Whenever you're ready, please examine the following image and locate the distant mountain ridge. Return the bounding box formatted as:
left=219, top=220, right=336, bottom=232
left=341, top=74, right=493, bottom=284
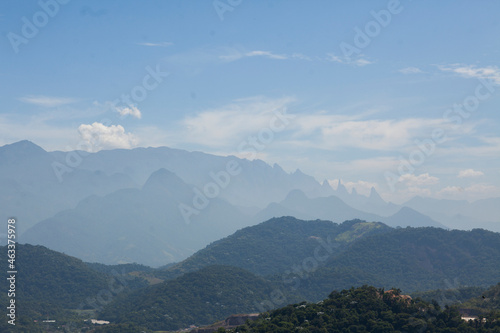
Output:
left=403, top=195, right=500, bottom=232
left=21, top=168, right=250, bottom=266
left=0, top=141, right=138, bottom=234
left=254, top=189, right=447, bottom=228
left=50, top=144, right=326, bottom=208
left=3, top=140, right=498, bottom=269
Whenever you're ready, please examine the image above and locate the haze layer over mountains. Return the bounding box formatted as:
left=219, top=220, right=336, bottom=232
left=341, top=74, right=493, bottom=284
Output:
left=1, top=140, right=499, bottom=266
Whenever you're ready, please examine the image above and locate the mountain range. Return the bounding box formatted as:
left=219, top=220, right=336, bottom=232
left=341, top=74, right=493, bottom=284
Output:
left=4, top=216, right=500, bottom=331
left=1, top=140, right=499, bottom=267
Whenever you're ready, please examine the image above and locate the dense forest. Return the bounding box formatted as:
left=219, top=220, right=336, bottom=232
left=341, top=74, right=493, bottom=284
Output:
left=3, top=218, right=500, bottom=331
left=232, top=285, right=500, bottom=333
left=411, top=286, right=487, bottom=307
left=461, top=283, right=500, bottom=317
left=299, top=227, right=500, bottom=300
left=0, top=244, right=148, bottom=332
left=155, top=217, right=391, bottom=280
left=99, top=265, right=294, bottom=331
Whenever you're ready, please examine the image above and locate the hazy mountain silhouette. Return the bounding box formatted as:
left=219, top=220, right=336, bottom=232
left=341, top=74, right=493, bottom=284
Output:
left=404, top=196, right=500, bottom=232
left=0, top=141, right=137, bottom=234
left=21, top=168, right=250, bottom=267
left=254, top=189, right=444, bottom=229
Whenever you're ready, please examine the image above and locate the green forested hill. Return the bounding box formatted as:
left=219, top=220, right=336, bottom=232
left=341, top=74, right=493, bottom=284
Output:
left=461, top=283, right=500, bottom=316
left=232, top=285, right=500, bottom=332
left=411, top=286, right=487, bottom=307
left=99, top=221, right=500, bottom=330
left=0, top=244, right=148, bottom=331
left=99, top=265, right=296, bottom=331
left=299, top=227, right=500, bottom=300
left=4, top=244, right=110, bottom=309
left=5, top=220, right=500, bottom=331
left=156, top=217, right=391, bottom=280
left=85, top=261, right=153, bottom=274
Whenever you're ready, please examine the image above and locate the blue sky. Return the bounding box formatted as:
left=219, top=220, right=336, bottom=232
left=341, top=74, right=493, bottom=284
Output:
left=1, top=0, right=500, bottom=203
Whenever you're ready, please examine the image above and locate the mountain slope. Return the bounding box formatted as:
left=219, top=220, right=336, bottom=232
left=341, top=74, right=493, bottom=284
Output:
left=300, top=227, right=500, bottom=300
left=383, top=206, right=447, bottom=228
left=0, top=244, right=150, bottom=332
left=2, top=244, right=112, bottom=309
left=404, top=196, right=500, bottom=232
left=332, top=182, right=401, bottom=216
left=54, top=145, right=326, bottom=208
left=156, top=216, right=392, bottom=279
left=99, top=265, right=284, bottom=331
left=0, top=141, right=138, bottom=235
left=254, top=189, right=383, bottom=224
left=461, top=282, right=500, bottom=316
left=21, top=169, right=250, bottom=266
left=255, top=189, right=443, bottom=229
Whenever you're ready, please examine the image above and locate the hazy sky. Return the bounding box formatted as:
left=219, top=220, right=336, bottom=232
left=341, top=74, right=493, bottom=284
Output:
left=1, top=0, right=500, bottom=203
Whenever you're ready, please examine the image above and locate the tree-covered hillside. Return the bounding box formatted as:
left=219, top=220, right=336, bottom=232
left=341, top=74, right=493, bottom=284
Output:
left=300, top=227, right=500, bottom=300
left=4, top=220, right=500, bottom=331
left=99, top=265, right=296, bottom=331
left=232, top=285, right=500, bottom=332
left=157, top=217, right=391, bottom=279
left=5, top=244, right=110, bottom=309
left=461, top=283, right=500, bottom=317
left=0, top=244, right=147, bottom=331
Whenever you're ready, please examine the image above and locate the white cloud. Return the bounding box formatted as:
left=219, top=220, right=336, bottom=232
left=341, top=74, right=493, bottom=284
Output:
left=19, top=95, right=78, bottom=107
left=458, top=169, right=484, bottom=178
left=438, top=64, right=500, bottom=85
left=165, top=98, right=442, bottom=153
left=327, top=53, right=374, bottom=67
left=95, top=101, right=142, bottom=119
left=245, top=50, right=287, bottom=60
left=438, top=136, right=500, bottom=159
left=137, top=41, right=173, bottom=47
left=353, top=58, right=373, bottom=67
left=291, top=53, right=312, bottom=61
left=220, top=50, right=288, bottom=62
left=171, top=96, right=295, bottom=147
left=399, top=67, right=422, bottom=74
left=294, top=116, right=445, bottom=151
left=438, top=185, right=465, bottom=196
left=398, top=173, right=439, bottom=186
left=78, top=122, right=137, bottom=151
left=406, top=186, right=433, bottom=197
left=116, top=105, right=142, bottom=119
left=436, top=183, right=499, bottom=200
left=164, top=96, right=450, bottom=153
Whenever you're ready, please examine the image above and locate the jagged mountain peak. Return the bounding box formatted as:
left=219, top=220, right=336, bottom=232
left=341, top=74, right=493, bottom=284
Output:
left=320, top=179, right=334, bottom=192
left=336, top=179, right=349, bottom=196
left=369, top=187, right=385, bottom=203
